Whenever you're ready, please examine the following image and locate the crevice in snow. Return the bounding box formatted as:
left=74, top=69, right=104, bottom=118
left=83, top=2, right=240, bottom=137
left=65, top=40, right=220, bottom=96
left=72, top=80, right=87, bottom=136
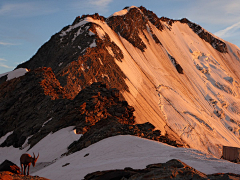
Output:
left=184, top=111, right=213, bottom=131
left=191, top=51, right=237, bottom=97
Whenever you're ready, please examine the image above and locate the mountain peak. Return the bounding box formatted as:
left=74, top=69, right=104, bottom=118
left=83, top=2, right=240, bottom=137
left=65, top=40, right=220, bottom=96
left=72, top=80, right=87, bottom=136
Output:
left=72, top=13, right=106, bottom=26
left=108, top=6, right=139, bottom=18
left=106, top=6, right=153, bottom=52
left=139, top=6, right=165, bottom=31
left=2, top=6, right=240, bottom=160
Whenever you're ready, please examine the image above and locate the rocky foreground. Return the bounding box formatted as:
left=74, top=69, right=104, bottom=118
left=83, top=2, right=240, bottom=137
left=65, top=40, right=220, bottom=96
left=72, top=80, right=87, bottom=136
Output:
left=84, top=159, right=240, bottom=180
left=0, top=171, right=49, bottom=180
left=0, top=160, right=48, bottom=180
left=1, top=158, right=240, bottom=180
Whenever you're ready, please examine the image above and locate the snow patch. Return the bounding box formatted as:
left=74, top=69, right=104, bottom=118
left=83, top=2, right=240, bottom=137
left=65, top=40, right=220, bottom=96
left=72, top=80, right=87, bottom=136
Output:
left=60, top=17, right=93, bottom=37
left=89, top=39, right=97, bottom=48
left=89, top=31, right=95, bottom=36
left=108, top=6, right=137, bottom=18
left=80, top=63, right=85, bottom=71
left=106, top=46, right=114, bottom=57
left=102, top=74, right=110, bottom=81
left=0, top=68, right=28, bottom=81
left=95, top=26, right=105, bottom=39
left=98, top=58, right=103, bottom=65
left=0, top=131, right=13, bottom=145
left=42, top=118, right=53, bottom=127
left=21, top=135, right=33, bottom=149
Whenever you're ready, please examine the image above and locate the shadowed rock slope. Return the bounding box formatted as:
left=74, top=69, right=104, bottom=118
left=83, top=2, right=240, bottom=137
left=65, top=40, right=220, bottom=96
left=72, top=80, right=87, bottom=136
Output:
left=0, top=69, right=183, bottom=153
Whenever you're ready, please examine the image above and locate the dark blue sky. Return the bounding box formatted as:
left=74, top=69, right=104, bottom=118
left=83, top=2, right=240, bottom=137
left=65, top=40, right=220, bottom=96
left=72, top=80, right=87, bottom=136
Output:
left=0, top=0, right=240, bottom=74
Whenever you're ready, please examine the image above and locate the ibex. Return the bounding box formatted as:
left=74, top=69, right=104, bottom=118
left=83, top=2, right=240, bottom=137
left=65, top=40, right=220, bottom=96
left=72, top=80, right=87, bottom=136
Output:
left=20, top=153, right=39, bottom=175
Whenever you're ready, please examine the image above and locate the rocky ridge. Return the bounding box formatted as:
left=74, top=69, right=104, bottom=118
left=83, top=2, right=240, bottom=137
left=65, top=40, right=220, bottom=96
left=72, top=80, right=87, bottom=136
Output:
left=138, top=6, right=227, bottom=53
left=179, top=18, right=227, bottom=53
left=15, top=6, right=227, bottom=98
left=0, top=68, right=184, bottom=152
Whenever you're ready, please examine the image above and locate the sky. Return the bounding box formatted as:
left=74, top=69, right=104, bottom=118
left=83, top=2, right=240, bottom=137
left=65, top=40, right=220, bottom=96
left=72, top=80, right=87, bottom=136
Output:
left=0, top=0, right=240, bottom=74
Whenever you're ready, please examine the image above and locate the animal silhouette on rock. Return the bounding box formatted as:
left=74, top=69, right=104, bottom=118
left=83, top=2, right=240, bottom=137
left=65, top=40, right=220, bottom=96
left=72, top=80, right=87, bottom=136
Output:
left=20, top=153, right=39, bottom=175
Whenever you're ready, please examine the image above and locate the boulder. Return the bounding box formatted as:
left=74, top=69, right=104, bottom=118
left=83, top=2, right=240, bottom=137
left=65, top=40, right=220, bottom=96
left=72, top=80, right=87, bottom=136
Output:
left=0, top=160, right=20, bottom=174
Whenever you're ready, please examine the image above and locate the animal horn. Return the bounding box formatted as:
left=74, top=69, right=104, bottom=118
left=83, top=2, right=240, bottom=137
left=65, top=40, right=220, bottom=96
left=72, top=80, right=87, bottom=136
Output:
left=33, top=152, right=35, bottom=158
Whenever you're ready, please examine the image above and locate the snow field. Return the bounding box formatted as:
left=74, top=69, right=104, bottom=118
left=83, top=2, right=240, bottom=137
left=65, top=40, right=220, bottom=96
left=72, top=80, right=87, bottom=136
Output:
left=0, top=127, right=81, bottom=174
left=105, top=18, right=240, bottom=156
left=2, top=128, right=239, bottom=180
left=76, top=12, right=240, bottom=157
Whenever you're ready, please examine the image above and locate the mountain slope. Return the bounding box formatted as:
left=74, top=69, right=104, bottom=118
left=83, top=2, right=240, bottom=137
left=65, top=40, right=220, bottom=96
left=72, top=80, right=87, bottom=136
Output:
left=1, top=133, right=240, bottom=180
left=2, top=6, right=240, bottom=158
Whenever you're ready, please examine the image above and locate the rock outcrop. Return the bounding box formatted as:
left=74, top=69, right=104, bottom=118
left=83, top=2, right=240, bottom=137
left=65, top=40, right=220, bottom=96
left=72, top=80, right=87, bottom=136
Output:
left=139, top=6, right=227, bottom=53
left=180, top=18, right=227, bottom=53
left=0, top=160, right=49, bottom=180
left=0, top=160, right=20, bottom=174
left=0, top=171, right=49, bottom=180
